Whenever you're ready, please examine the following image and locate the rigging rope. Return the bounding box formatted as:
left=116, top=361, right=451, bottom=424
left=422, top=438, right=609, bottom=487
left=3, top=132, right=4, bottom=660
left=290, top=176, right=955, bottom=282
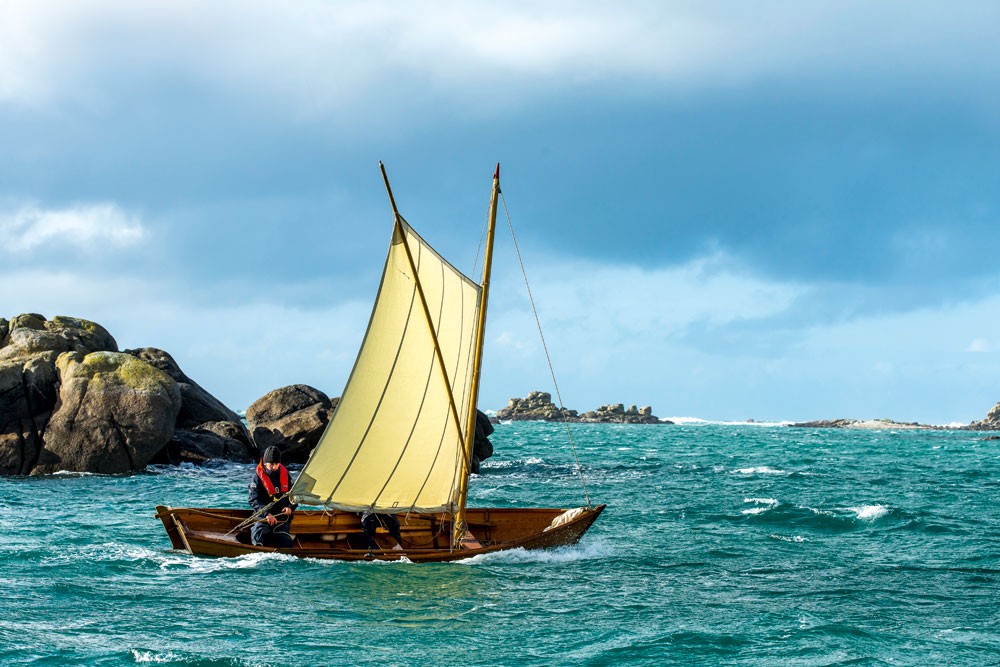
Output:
left=499, top=191, right=593, bottom=509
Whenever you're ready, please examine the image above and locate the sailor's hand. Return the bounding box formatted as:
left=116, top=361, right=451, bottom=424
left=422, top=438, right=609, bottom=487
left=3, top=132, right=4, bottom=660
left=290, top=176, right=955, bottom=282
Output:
left=281, top=507, right=292, bottom=516
left=266, top=513, right=277, bottom=527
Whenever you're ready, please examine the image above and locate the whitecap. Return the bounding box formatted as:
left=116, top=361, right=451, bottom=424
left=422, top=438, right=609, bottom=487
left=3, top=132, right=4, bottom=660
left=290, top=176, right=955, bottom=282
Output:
left=851, top=504, right=890, bottom=520
left=130, top=649, right=180, bottom=664
left=484, top=457, right=544, bottom=469
left=742, top=497, right=779, bottom=515
left=769, top=534, right=808, bottom=543
left=735, top=466, right=787, bottom=475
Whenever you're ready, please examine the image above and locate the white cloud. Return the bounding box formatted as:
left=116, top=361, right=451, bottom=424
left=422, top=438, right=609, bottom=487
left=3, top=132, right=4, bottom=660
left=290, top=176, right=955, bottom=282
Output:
left=967, top=338, right=991, bottom=353
left=0, top=202, right=145, bottom=254
left=3, top=2, right=997, bottom=114
left=488, top=249, right=804, bottom=349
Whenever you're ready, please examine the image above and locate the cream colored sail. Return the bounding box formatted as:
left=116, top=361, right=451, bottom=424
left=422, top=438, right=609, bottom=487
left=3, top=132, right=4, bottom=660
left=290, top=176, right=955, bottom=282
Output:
left=290, top=217, right=481, bottom=513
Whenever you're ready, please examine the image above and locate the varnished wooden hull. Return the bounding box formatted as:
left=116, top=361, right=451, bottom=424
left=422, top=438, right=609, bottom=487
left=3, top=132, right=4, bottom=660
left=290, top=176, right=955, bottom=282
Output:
left=155, top=504, right=605, bottom=562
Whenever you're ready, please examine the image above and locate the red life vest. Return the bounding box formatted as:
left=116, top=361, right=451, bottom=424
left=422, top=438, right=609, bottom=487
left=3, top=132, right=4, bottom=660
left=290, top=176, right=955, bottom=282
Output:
left=256, top=462, right=289, bottom=499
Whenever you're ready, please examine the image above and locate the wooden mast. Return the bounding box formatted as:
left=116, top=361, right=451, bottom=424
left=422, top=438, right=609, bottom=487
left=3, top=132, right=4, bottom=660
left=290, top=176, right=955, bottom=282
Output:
left=453, top=163, right=501, bottom=549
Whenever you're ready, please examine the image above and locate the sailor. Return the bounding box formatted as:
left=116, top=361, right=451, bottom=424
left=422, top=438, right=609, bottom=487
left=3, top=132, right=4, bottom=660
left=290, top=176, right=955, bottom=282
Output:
left=360, top=511, right=404, bottom=555
left=248, top=445, right=297, bottom=548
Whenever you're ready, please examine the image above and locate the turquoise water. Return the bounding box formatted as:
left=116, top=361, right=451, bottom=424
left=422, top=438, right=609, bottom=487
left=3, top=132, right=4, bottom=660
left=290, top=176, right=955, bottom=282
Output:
left=2, top=423, right=999, bottom=666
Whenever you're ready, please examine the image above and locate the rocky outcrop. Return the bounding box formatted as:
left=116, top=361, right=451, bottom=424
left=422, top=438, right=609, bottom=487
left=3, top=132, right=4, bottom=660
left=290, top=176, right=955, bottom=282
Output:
left=578, top=403, right=662, bottom=424
left=0, top=314, right=118, bottom=475
left=245, top=384, right=335, bottom=463
left=33, top=351, right=182, bottom=474
left=496, top=391, right=578, bottom=422
left=1, top=314, right=246, bottom=475
left=495, top=391, right=667, bottom=424
left=966, top=402, right=1000, bottom=431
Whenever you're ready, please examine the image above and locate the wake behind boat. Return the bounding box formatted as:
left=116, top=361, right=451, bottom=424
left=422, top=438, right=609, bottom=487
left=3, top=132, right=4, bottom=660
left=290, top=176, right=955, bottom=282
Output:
left=155, top=163, right=604, bottom=561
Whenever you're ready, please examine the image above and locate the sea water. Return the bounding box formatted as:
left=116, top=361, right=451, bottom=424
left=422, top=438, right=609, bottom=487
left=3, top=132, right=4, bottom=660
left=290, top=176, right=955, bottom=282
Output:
left=1, top=423, right=998, bottom=666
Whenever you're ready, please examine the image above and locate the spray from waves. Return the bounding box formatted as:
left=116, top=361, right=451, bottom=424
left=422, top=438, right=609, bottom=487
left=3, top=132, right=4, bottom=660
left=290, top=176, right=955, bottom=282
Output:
left=455, top=540, right=614, bottom=566
left=158, top=550, right=299, bottom=573
left=129, top=649, right=274, bottom=666
left=130, top=649, right=180, bottom=664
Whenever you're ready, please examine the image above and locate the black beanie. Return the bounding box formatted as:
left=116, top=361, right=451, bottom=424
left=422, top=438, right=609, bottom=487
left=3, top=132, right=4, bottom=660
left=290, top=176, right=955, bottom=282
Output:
left=262, top=446, right=281, bottom=464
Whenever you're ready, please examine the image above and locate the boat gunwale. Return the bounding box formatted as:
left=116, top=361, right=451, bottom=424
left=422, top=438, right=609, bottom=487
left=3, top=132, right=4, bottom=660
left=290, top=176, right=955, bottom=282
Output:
left=157, top=504, right=606, bottom=562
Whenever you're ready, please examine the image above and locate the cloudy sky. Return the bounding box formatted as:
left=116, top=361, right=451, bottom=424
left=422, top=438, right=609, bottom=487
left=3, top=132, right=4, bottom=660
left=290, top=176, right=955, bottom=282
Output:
left=2, top=1, right=999, bottom=424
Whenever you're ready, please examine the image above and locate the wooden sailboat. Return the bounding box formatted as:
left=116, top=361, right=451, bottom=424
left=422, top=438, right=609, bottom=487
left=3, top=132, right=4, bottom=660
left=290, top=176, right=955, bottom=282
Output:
left=156, top=163, right=604, bottom=562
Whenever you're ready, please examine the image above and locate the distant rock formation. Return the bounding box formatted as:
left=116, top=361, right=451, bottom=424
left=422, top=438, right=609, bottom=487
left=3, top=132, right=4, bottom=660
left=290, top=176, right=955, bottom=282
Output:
left=790, top=404, right=1000, bottom=431
left=495, top=391, right=668, bottom=424
left=0, top=313, right=251, bottom=475
left=245, top=384, right=335, bottom=463
left=966, top=402, right=1000, bottom=431
left=788, top=418, right=932, bottom=430
left=578, top=403, right=663, bottom=424
left=496, top=391, right=576, bottom=421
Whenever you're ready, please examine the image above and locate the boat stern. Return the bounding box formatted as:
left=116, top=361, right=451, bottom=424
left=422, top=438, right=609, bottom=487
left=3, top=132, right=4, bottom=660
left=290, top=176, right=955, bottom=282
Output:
left=154, top=505, right=192, bottom=553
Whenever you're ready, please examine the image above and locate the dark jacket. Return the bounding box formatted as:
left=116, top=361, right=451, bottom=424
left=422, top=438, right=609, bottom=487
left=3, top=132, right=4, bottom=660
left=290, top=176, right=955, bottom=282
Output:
left=248, top=465, right=297, bottom=516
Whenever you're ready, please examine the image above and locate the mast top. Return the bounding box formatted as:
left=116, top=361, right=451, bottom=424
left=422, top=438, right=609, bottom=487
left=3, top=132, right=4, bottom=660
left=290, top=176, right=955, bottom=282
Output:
left=379, top=161, right=400, bottom=217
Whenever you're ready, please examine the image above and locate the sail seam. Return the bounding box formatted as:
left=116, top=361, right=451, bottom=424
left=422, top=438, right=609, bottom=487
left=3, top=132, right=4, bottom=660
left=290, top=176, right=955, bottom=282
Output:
left=323, top=216, right=420, bottom=504
left=372, top=235, right=441, bottom=510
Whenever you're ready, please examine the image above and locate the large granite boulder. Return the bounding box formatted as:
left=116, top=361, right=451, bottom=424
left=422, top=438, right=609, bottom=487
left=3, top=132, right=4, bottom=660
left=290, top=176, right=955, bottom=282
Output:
left=0, top=351, right=60, bottom=475
left=1, top=314, right=118, bottom=475
left=125, top=347, right=243, bottom=428
left=246, top=384, right=334, bottom=463
left=1, top=313, right=117, bottom=359
left=1, top=314, right=251, bottom=474
left=159, top=424, right=256, bottom=465
left=33, top=351, right=182, bottom=474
